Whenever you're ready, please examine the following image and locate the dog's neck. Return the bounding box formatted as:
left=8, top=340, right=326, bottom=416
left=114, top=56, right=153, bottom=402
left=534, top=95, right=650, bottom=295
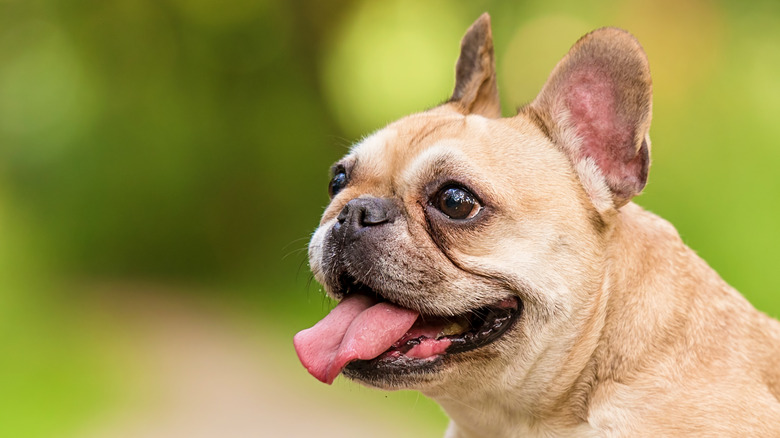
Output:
left=431, top=202, right=757, bottom=438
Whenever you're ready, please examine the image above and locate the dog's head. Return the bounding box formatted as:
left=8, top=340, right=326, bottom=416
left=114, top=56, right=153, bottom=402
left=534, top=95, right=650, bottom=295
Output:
left=296, top=13, right=652, bottom=400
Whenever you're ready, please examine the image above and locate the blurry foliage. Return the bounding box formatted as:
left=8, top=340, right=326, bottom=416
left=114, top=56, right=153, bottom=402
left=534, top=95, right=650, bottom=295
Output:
left=1, top=0, right=780, bottom=436
left=0, top=0, right=347, bottom=283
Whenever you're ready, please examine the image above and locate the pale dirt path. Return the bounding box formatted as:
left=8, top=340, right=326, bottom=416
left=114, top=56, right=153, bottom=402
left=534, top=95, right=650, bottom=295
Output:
left=78, top=286, right=447, bottom=438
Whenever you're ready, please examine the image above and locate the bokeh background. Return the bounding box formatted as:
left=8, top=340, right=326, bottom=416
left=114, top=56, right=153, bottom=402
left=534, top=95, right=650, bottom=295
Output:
left=2, top=0, right=779, bottom=436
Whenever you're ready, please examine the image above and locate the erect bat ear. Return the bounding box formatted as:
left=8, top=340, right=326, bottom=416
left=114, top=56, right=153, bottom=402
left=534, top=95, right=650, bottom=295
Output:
left=449, top=13, right=501, bottom=118
left=526, top=27, right=653, bottom=210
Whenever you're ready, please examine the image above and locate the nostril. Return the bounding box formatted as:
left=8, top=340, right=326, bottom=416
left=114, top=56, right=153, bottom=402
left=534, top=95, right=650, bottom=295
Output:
left=337, top=204, right=350, bottom=224
left=360, top=207, right=390, bottom=226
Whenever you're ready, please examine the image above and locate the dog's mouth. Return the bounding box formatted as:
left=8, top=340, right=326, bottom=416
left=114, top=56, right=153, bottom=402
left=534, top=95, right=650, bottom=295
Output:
left=293, top=277, right=522, bottom=384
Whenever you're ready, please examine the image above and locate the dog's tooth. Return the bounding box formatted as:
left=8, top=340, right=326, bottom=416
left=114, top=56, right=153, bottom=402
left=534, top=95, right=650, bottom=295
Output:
left=437, top=320, right=469, bottom=338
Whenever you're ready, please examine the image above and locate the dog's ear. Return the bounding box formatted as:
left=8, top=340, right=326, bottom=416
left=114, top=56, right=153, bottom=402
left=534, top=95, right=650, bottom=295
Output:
left=449, top=13, right=501, bottom=118
left=527, top=28, right=652, bottom=210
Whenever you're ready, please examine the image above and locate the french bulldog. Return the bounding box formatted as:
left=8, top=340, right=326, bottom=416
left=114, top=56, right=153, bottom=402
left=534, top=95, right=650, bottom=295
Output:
left=294, top=13, right=780, bottom=437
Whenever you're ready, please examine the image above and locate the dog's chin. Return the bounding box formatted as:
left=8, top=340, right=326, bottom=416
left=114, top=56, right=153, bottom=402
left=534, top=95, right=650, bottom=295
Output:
left=334, top=277, right=523, bottom=389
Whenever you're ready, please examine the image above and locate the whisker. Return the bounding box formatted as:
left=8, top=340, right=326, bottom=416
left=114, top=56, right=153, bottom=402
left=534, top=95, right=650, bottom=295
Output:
left=282, top=236, right=313, bottom=252
left=283, top=246, right=310, bottom=261
left=327, top=134, right=355, bottom=151
left=296, top=256, right=310, bottom=279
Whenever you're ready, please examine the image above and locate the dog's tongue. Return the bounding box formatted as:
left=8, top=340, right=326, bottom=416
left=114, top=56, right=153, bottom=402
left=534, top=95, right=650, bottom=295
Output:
left=293, top=294, right=419, bottom=384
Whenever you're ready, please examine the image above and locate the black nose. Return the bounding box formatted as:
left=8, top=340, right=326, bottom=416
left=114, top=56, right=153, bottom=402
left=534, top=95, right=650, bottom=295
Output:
left=337, top=197, right=398, bottom=230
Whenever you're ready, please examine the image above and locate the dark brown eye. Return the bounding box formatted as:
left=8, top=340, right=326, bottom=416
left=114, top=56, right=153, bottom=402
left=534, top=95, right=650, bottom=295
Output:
left=329, top=170, right=347, bottom=198
left=435, top=186, right=481, bottom=220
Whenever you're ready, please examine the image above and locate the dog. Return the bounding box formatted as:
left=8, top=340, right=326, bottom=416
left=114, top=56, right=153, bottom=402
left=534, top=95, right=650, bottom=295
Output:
left=294, top=13, right=780, bottom=437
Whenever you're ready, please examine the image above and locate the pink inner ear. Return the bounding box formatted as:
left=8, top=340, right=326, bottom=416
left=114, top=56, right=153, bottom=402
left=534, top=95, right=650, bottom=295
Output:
left=564, top=67, right=644, bottom=193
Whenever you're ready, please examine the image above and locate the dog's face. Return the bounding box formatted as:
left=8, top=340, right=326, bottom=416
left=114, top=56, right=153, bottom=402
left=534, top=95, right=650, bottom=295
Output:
left=307, top=109, right=607, bottom=391
left=298, top=13, right=652, bottom=401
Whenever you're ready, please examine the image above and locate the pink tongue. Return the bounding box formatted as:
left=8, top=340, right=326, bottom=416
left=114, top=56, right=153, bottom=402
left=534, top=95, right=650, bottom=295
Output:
left=293, top=294, right=419, bottom=384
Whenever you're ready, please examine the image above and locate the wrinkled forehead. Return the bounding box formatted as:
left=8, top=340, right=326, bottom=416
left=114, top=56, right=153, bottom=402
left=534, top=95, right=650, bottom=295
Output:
left=347, top=111, right=489, bottom=183
left=339, top=108, right=568, bottom=205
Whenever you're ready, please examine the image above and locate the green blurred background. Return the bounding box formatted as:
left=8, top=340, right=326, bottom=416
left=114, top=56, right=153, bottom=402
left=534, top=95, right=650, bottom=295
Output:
left=1, top=0, right=779, bottom=436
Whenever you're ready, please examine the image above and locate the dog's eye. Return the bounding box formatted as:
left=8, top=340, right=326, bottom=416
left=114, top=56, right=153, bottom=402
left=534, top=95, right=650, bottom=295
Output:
left=435, top=186, right=481, bottom=220
left=329, top=171, right=348, bottom=198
